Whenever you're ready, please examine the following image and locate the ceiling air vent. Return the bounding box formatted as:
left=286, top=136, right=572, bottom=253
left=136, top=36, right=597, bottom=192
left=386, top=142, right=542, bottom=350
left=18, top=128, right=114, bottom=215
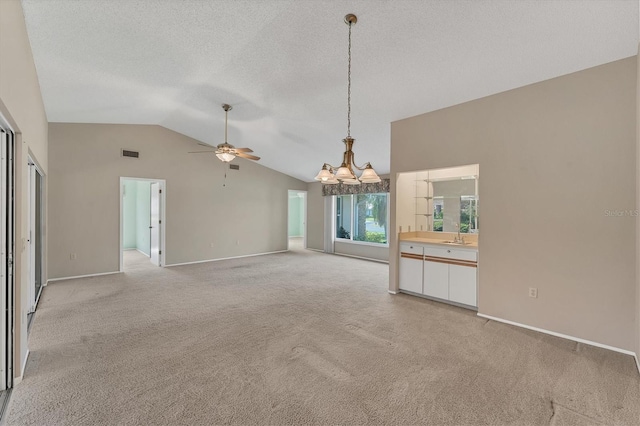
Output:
left=229, top=164, right=240, bottom=170
left=121, top=149, right=139, bottom=159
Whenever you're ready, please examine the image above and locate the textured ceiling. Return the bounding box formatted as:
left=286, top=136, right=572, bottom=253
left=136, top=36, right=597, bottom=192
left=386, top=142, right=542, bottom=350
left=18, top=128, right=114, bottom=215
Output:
left=21, top=0, right=639, bottom=182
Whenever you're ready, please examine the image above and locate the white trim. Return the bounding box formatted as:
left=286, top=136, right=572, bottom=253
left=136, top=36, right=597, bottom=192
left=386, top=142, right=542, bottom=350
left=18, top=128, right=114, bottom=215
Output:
left=477, top=313, right=637, bottom=359
left=136, top=248, right=150, bottom=257
left=287, top=189, right=308, bottom=250
left=0, top=112, right=15, bottom=133
left=635, top=353, right=640, bottom=375
left=305, top=248, right=324, bottom=253
left=47, top=271, right=121, bottom=283
left=388, top=290, right=398, bottom=294
left=332, top=252, right=389, bottom=264
left=165, top=250, right=288, bottom=267
left=119, top=177, right=166, bottom=271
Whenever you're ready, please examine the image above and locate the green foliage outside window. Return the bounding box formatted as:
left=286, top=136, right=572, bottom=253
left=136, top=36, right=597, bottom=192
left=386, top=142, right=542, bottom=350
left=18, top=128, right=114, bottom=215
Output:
left=336, top=193, right=388, bottom=245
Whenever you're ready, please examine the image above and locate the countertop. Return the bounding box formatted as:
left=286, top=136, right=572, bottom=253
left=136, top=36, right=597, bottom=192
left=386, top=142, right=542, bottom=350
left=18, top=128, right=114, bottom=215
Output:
left=399, top=237, right=478, bottom=249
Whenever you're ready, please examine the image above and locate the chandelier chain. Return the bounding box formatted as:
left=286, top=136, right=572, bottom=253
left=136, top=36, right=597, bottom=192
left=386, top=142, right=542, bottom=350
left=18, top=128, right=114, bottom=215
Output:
left=347, top=19, right=352, bottom=138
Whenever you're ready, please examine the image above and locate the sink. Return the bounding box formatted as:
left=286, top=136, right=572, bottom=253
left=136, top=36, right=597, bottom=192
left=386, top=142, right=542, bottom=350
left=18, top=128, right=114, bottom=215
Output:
left=441, top=240, right=467, bottom=245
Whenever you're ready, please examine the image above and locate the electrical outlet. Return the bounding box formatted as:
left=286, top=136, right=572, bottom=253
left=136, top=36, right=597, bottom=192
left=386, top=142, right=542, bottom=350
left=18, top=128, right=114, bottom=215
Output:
left=528, top=287, right=538, bottom=298
left=70, top=253, right=77, bottom=260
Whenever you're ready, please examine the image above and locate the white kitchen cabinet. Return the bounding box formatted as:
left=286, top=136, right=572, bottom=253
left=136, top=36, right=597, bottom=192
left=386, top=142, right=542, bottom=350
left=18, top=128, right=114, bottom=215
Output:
left=398, top=241, right=478, bottom=309
left=399, top=243, right=423, bottom=294
left=449, top=264, right=477, bottom=306
left=423, top=260, right=449, bottom=300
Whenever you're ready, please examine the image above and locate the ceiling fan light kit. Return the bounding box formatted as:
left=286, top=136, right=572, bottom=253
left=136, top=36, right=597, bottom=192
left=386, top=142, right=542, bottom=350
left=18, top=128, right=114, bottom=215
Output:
left=315, top=13, right=381, bottom=185
left=216, top=152, right=236, bottom=163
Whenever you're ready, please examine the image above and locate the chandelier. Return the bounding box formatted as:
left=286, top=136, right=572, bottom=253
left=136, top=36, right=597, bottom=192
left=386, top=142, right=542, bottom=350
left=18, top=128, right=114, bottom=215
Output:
left=314, top=14, right=381, bottom=185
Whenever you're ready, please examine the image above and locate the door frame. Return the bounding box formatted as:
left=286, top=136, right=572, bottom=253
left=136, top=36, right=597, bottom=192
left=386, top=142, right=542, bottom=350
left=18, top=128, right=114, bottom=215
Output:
left=287, top=190, right=307, bottom=250
left=27, top=156, right=44, bottom=313
left=149, top=182, right=161, bottom=267
left=119, top=177, right=166, bottom=271
left=0, top=115, right=14, bottom=391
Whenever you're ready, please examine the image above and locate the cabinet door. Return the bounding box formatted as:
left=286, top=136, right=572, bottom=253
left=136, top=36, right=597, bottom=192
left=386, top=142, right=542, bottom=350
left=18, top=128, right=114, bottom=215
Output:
left=449, top=264, right=477, bottom=307
left=423, top=260, right=449, bottom=300
left=399, top=256, right=423, bottom=293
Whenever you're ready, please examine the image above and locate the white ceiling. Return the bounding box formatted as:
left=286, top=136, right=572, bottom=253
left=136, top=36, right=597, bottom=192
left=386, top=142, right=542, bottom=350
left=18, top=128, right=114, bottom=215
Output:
left=21, top=0, right=639, bottom=182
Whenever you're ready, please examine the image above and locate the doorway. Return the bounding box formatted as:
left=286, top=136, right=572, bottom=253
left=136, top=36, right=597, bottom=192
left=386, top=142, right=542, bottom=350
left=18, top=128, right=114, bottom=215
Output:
left=27, top=157, right=43, bottom=323
left=119, top=177, right=165, bottom=272
left=287, top=190, right=307, bottom=250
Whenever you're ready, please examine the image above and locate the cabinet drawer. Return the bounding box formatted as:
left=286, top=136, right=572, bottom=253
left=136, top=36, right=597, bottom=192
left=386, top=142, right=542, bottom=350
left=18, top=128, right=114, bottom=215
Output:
left=400, top=243, right=424, bottom=256
left=424, top=247, right=477, bottom=262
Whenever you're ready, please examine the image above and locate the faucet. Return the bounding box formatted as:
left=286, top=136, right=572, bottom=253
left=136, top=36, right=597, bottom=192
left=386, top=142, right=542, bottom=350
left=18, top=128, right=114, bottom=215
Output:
left=453, top=223, right=464, bottom=244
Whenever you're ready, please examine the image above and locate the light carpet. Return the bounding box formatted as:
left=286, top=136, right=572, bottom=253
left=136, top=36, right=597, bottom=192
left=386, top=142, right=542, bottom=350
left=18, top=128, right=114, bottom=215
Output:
left=6, top=248, right=640, bottom=425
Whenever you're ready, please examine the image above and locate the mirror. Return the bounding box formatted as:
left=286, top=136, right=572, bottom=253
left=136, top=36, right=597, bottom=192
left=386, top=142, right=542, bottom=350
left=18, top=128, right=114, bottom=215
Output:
left=396, top=164, right=479, bottom=234
left=431, top=178, right=478, bottom=234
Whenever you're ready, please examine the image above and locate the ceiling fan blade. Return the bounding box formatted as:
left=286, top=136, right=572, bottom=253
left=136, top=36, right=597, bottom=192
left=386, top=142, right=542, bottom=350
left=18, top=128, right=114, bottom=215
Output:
left=198, top=142, right=213, bottom=147
left=233, top=147, right=253, bottom=153
left=188, top=151, right=217, bottom=154
left=235, top=152, right=260, bottom=161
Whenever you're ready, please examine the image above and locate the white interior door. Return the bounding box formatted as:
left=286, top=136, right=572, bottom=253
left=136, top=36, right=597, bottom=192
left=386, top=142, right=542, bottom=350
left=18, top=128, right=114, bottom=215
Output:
left=150, top=183, right=160, bottom=266
left=301, top=191, right=307, bottom=249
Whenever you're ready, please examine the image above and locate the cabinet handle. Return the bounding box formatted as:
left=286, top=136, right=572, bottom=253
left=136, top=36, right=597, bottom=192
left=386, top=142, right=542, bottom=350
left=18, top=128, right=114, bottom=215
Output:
left=447, top=249, right=451, bottom=253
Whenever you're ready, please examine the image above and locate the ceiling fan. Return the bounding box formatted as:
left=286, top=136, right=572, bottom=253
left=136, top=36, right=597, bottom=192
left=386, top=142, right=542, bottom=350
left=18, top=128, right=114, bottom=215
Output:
left=189, top=104, right=260, bottom=163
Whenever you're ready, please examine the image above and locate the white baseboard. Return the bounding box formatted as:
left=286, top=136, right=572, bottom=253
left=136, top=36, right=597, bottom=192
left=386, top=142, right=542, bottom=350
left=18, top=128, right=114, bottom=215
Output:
left=124, top=248, right=150, bottom=256
left=47, top=271, right=121, bottom=283
left=333, top=252, right=389, bottom=264
left=305, top=248, right=324, bottom=253
left=635, top=353, right=640, bottom=375
left=165, top=250, right=288, bottom=267
left=388, top=290, right=398, bottom=294
left=477, top=313, right=638, bottom=371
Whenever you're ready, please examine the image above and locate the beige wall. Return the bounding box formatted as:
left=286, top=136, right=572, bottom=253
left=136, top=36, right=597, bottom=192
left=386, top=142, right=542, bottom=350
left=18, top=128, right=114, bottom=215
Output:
left=0, top=0, right=49, bottom=380
left=390, top=57, right=637, bottom=351
left=48, top=123, right=306, bottom=278
left=306, top=182, right=324, bottom=250
left=334, top=241, right=388, bottom=262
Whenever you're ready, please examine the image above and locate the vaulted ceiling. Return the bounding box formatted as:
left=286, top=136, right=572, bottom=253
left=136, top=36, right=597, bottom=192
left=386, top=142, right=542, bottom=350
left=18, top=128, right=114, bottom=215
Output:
left=21, top=0, right=638, bottom=181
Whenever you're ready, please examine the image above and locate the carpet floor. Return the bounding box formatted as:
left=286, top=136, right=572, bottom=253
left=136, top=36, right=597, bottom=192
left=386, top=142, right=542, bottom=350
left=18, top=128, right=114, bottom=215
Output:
left=6, top=248, right=640, bottom=425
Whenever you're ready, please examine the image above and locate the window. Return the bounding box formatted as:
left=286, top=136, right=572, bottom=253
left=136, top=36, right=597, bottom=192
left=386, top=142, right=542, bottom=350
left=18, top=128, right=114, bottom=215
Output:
left=335, top=193, right=388, bottom=244
left=460, top=196, right=478, bottom=233
left=433, top=197, right=444, bottom=231
left=432, top=195, right=478, bottom=234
